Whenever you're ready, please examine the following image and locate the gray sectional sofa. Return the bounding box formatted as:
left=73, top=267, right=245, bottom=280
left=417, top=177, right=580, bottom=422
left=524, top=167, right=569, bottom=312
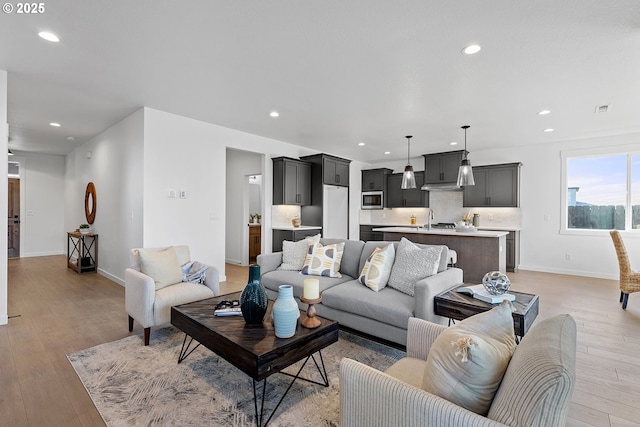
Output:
left=257, top=238, right=463, bottom=346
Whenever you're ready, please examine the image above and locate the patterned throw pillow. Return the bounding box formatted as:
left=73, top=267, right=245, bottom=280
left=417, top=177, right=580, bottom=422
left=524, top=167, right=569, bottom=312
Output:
left=278, top=234, right=321, bottom=271
left=301, top=242, right=345, bottom=278
left=422, top=301, right=517, bottom=416
left=387, top=237, right=442, bottom=296
left=358, top=243, right=396, bottom=291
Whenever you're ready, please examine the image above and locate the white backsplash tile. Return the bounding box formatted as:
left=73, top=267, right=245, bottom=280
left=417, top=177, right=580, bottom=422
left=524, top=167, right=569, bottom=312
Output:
left=271, top=205, right=300, bottom=228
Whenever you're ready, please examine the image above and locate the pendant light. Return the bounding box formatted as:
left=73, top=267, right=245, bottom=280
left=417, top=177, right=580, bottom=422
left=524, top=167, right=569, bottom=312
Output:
left=401, top=135, right=416, bottom=189
left=456, top=125, right=475, bottom=186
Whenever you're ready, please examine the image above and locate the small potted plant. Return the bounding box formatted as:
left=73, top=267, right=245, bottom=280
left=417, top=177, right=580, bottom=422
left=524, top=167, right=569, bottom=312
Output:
left=249, top=213, right=256, bottom=224
left=79, top=223, right=91, bottom=234
left=255, top=213, right=261, bottom=224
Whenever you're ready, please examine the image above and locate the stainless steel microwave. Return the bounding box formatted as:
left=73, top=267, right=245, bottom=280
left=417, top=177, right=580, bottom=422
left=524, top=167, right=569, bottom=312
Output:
left=362, top=191, right=384, bottom=209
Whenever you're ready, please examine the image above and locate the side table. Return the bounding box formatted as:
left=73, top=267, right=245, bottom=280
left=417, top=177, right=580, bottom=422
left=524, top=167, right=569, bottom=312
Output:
left=67, top=232, right=98, bottom=274
left=434, top=285, right=539, bottom=341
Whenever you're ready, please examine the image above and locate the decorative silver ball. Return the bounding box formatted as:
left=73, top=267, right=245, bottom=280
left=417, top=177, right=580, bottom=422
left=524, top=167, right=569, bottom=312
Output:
left=482, top=271, right=511, bottom=295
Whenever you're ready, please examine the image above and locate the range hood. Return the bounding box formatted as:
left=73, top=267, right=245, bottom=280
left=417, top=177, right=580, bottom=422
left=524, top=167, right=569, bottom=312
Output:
left=421, top=182, right=463, bottom=191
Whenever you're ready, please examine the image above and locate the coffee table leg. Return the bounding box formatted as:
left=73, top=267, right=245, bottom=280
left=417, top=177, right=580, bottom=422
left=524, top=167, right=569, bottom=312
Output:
left=252, top=350, right=329, bottom=426
left=177, top=333, right=201, bottom=364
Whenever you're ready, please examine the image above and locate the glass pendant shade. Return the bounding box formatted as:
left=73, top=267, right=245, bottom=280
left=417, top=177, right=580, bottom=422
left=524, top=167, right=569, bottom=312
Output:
left=401, top=135, right=417, bottom=189
left=456, top=125, right=475, bottom=187
left=401, top=165, right=416, bottom=189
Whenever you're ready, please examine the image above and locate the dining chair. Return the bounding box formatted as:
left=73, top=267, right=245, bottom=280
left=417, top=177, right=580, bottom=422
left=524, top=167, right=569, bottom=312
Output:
left=609, top=230, right=640, bottom=309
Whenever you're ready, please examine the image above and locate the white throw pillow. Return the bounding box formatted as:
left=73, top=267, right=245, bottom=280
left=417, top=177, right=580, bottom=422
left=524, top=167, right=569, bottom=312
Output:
left=358, top=243, right=396, bottom=291
left=387, top=237, right=442, bottom=296
left=422, top=301, right=517, bottom=416
left=301, top=242, right=345, bottom=278
left=277, top=234, right=321, bottom=271
left=138, top=247, right=184, bottom=290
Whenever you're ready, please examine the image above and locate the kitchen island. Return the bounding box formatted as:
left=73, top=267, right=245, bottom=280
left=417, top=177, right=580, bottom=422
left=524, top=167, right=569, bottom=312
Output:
left=373, top=227, right=508, bottom=283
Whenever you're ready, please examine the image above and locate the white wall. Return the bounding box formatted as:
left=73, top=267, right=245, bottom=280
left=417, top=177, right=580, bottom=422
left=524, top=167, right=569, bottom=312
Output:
left=65, top=109, right=144, bottom=285
left=142, top=108, right=316, bottom=281
left=0, top=69, right=7, bottom=325
left=13, top=152, right=65, bottom=257
left=225, top=148, right=262, bottom=265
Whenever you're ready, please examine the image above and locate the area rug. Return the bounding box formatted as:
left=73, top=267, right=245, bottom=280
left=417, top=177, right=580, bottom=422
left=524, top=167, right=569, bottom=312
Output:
left=67, top=326, right=405, bottom=426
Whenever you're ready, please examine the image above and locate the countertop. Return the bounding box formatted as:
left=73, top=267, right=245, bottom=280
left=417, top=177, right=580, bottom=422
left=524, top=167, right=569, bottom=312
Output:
left=362, top=223, right=520, bottom=231
left=272, top=226, right=323, bottom=231
left=372, top=226, right=509, bottom=238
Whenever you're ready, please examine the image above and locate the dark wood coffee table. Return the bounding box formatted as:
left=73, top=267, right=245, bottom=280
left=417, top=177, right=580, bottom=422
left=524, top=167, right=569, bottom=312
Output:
left=434, top=285, right=539, bottom=341
left=171, top=292, right=339, bottom=427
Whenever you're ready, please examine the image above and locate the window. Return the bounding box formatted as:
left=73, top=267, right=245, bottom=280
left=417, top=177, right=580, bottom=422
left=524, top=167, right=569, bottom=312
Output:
left=563, top=150, right=640, bottom=231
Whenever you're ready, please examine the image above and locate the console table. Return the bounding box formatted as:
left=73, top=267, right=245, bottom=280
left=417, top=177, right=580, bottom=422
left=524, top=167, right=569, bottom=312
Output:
left=67, top=232, right=98, bottom=274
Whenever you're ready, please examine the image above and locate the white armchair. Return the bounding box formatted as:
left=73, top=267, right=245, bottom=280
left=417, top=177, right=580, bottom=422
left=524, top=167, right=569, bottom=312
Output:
left=125, top=245, right=220, bottom=345
left=340, top=314, right=576, bottom=427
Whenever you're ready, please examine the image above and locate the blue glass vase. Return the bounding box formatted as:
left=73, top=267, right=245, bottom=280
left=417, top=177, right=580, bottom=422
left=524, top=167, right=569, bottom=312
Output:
left=240, top=264, right=268, bottom=325
left=272, top=285, right=300, bottom=338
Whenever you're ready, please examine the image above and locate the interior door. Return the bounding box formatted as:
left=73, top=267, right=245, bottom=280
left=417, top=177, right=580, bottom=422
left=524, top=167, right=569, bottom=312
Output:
left=8, top=178, right=20, bottom=258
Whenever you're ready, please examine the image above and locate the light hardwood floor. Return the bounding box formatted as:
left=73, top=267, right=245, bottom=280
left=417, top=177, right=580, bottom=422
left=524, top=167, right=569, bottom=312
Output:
left=1, top=256, right=638, bottom=426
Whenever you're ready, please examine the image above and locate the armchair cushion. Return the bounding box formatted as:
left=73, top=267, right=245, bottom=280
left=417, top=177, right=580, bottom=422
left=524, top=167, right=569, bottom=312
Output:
left=138, top=247, right=183, bottom=290
left=422, top=301, right=516, bottom=416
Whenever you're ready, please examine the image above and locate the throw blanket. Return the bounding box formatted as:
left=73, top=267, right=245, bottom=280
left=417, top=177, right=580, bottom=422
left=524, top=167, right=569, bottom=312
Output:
left=181, top=261, right=208, bottom=284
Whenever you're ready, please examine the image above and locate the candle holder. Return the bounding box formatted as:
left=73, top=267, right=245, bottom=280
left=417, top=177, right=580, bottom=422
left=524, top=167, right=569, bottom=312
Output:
left=300, top=295, right=322, bottom=328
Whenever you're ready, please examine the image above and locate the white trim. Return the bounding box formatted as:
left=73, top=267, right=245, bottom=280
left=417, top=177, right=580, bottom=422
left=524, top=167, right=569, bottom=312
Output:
left=21, top=250, right=65, bottom=257
left=98, top=269, right=124, bottom=286
left=517, top=265, right=617, bottom=281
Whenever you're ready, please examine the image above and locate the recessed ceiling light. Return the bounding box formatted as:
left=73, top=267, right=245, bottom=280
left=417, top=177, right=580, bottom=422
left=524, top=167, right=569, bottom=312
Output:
left=269, top=111, right=279, bottom=118
left=66, top=136, right=75, bottom=141
left=462, top=44, right=482, bottom=55
left=49, top=122, right=61, bottom=127
left=450, top=141, right=458, bottom=146
left=358, top=142, right=365, bottom=146
left=595, top=105, right=610, bottom=113
left=38, top=31, right=60, bottom=42
left=537, top=110, right=551, bottom=115
left=543, top=128, right=554, bottom=132
left=384, top=151, right=390, bottom=155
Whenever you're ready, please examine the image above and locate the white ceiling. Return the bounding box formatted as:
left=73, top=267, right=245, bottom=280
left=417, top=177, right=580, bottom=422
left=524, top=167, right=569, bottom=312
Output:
left=1, top=1, right=639, bottom=163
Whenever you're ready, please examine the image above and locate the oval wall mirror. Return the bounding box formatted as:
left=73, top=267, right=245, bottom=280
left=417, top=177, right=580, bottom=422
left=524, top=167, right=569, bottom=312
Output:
left=85, top=182, right=97, bottom=224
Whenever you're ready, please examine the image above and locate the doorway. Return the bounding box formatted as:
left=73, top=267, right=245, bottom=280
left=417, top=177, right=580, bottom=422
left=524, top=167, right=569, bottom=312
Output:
left=8, top=161, right=20, bottom=258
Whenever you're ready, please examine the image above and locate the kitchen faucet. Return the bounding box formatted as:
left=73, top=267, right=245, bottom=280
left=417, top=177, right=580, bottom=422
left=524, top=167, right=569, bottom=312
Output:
left=428, top=210, right=434, bottom=230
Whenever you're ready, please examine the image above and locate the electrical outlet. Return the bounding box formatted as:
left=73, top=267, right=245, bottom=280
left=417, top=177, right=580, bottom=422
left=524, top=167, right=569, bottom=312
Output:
left=544, top=214, right=550, bottom=221
left=167, top=189, right=176, bottom=198
left=565, top=253, right=571, bottom=261
left=179, top=190, right=187, bottom=199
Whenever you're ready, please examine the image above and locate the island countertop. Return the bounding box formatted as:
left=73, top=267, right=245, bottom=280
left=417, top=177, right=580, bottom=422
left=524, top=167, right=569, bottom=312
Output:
left=372, top=227, right=508, bottom=238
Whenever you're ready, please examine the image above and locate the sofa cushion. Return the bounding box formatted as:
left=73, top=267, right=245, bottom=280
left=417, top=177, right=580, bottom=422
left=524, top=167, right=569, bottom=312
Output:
left=261, top=270, right=351, bottom=298
left=138, top=247, right=184, bottom=290
left=422, top=301, right=517, bottom=416
left=388, top=238, right=442, bottom=296
left=302, top=242, right=345, bottom=278
left=359, top=241, right=448, bottom=275
left=278, top=234, right=321, bottom=271
left=320, top=280, right=413, bottom=329
left=320, top=238, right=365, bottom=279
left=358, top=243, right=395, bottom=292
left=487, top=314, right=577, bottom=427
left=384, top=357, right=427, bottom=389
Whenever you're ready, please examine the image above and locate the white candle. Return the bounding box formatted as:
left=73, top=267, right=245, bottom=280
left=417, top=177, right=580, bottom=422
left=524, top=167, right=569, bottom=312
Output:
left=303, top=278, right=319, bottom=300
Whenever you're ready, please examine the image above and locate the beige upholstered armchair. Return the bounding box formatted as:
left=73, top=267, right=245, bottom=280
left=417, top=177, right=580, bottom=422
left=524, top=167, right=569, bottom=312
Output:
left=340, top=314, right=576, bottom=427
left=125, top=245, right=220, bottom=345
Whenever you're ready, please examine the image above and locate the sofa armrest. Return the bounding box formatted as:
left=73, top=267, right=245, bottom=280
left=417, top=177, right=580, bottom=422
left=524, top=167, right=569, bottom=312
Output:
left=124, top=268, right=156, bottom=328
left=413, top=267, right=463, bottom=323
left=406, top=317, right=447, bottom=360
left=257, top=252, right=283, bottom=275
left=192, top=261, right=220, bottom=295
left=340, top=358, right=508, bottom=427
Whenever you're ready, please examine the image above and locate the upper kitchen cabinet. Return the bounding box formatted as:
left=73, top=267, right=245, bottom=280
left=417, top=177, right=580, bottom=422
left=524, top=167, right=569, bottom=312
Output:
left=386, top=171, right=428, bottom=208
left=463, top=163, right=522, bottom=207
left=361, top=168, right=393, bottom=191
left=301, top=153, right=351, bottom=187
left=423, top=151, right=466, bottom=184
left=272, top=157, right=311, bottom=205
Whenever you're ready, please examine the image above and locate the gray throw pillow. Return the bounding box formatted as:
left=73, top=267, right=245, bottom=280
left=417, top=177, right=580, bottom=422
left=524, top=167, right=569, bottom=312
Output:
left=277, top=234, right=321, bottom=271
left=388, top=237, right=442, bottom=296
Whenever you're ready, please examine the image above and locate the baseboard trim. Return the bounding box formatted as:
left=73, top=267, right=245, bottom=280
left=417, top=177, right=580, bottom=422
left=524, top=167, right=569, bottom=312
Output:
left=98, top=268, right=124, bottom=286
left=20, top=251, right=65, bottom=258
left=517, top=265, right=617, bottom=280
left=0, top=315, right=7, bottom=325
left=225, top=258, right=244, bottom=266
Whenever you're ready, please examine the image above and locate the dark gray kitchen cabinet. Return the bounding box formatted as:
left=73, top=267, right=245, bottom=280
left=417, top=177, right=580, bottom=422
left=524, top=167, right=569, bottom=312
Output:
left=361, top=168, right=393, bottom=191
left=359, top=225, right=384, bottom=242
left=423, top=151, right=465, bottom=184
left=272, top=157, right=311, bottom=205
left=463, top=163, right=521, bottom=207
left=386, top=171, right=427, bottom=208
left=322, top=156, right=350, bottom=186
left=272, top=228, right=322, bottom=252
